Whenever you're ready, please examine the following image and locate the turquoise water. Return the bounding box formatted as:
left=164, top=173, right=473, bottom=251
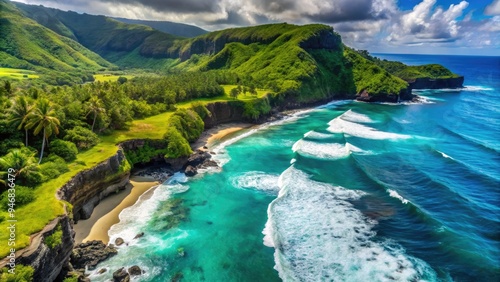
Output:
left=90, top=55, right=499, bottom=281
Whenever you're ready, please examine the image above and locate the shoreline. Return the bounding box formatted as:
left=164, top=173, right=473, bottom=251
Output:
left=192, top=122, right=254, bottom=150
left=74, top=124, right=252, bottom=245
left=73, top=176, right=159, bottom=244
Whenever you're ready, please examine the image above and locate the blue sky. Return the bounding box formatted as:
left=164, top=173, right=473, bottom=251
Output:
left=13, top=0, right=500, bottom=55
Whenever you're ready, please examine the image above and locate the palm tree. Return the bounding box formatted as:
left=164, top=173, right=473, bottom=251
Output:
left=0, top=149, right=38, bottom=186
left=26, top=99, right=60, bottom=164
left=85, top=96, right=105, bottom=132
left=7, top=96, right=33, bottom=146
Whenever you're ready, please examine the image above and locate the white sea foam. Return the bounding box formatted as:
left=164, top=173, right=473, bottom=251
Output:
left=327, top=115, right=412, bottom=140
left=303, top=130, right=334, bottom=140
left=231, top=171, right=280, bottom=194
left=264, top=166, right=437, bottom=281
left=292, top=139, right=365, bottom=160
left=316, top=99, right=353, bottom=109
left=463, top=85, right=494, bottom=91
left=211, top=107, right=316, bottom=167
left=107, top=172, right=189, bottom=246
left=437, top=150, right=453, bottom=160
left=340, top=109, right=377, bottom=123
left=387, top=189, right=410, bottom=204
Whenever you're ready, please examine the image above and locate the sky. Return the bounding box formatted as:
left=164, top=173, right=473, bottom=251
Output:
left=11, top=0, right=500, bottom=55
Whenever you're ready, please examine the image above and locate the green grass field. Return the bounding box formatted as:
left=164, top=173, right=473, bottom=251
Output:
left=0, top=85, right=271, bottom=257
left=93, top=74, right=134, bottom=82
left=0, top=67, right=39, bottom=80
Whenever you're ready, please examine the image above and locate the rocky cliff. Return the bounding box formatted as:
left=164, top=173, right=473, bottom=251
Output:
left=57, top=149, right=131, bottom=222
left=356, top=87, right=413, bottom=103
left=0, top=215, right=74, bottom=282
left=409, top=76, right=464, bottom=89
left=203, top=101, right=245, bottom=128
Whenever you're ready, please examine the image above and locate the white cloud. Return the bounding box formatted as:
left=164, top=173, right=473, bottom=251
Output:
left=11, top=0, right=499, bottom=54
left=387, top=0, right=469, bottom=44
left=485, top=0, right=500, bottom=15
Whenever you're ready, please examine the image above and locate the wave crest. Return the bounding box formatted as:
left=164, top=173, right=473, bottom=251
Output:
left=264, top=166, right=436, bottom=281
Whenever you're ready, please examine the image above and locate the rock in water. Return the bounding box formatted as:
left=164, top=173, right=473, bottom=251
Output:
left=113, top=267, right=130, bottom=282
left=115, top=237, right=124, bottom=246
left=128, top=265, right=142, bottom=276
left=186, top=150, right=211, bottom=167
left=133, top=232, right=144, bottom=239
left=71, top=240, right=117, bottom=271
left=185, top=165, right=197, bottom=176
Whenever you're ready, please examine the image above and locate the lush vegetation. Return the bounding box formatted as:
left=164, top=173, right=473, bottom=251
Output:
left=0, top=0, right=463, bottom=263
left=113, top=17, right=207, bottom=38
left=0, top=1, right=113, bottom=86
left=176, top=24, right=357, bottom=100
left=0, top=68, right=39, bottom=80
left=0, top=73, right=270, bottom=257
left=13, top=1, right=183, bottom=65
left=0, top=264, right=34, bottom=281
left=344, top=48, right=408, bottom=95
left=44, top=224, right=62, bottom=249
left=354, top=49, right=460, bottom=81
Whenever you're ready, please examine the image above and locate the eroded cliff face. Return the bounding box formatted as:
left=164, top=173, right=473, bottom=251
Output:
left=0, top=215, right=74, bottom=282
left=356, top=87, right=413, bottom=103
left=299, top=28, right=341, bottom=51
left=409, top=76, right=464, bottom=89
left=176, top=25, right=341, bottom=61
left=203, top=101, right=245, bottom=128
left=57, top=149, right=130, bottom=222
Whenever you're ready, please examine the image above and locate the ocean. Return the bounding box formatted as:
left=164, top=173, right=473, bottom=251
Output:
left=89, top=54, right=500, bottom=282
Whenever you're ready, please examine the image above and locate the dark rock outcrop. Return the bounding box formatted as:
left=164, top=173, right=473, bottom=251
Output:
left=299, top=28, right=341, bottom=50
left=409, top=76, right=464, bottom=89
left=356, top=87, right=413, bottom=103
left=128, top=265, right=142, bottom=276
left=0, top=215, right=74, bottom=282
left=71, top=240, right=117, bottom=271
left=184, top=165, right=197, bottom=177
left=115, top=238, right=125, bottom=246
left=203, top=101, right=245, bottom=128
left=164, top=156, right=189, bottom=171
left=186, top=150, right=212, bottom=167
left=134, top=232, right=145, bottom=239
left=113, top=267, right=130, bottom=282
left=57, top=149, right=130, bottom=222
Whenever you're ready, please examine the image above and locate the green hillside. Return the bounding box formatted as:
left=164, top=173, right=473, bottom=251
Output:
left=14, top=2, right=183, bottom=62
left=9, top=1, right=425, bottom=99
left=172, top=24, right=407, bottom=101
left=355, top=49, right=461, bottom=81
left=11, top=2, right=411, bottom=99
left=113, top=17, right=207, bottom=38
left=0, top=0, right=113, bottom=85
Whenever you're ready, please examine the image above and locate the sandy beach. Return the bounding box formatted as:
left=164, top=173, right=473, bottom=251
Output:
left=192, top=122, right=253, bottom=150
left=73, top=176, right=159, bottom=244
left=73, top=124, right=251, bottom=245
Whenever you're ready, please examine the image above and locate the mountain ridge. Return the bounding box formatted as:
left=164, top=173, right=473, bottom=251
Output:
left=4, top=0, right=462, bottom=100
left=113, top=17, right=208, bottom=38
left=0, top=0, right=114, bottom=85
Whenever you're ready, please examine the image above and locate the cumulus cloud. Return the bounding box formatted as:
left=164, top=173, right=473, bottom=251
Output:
left=11, top=0, right=500, bottom=54
left=14, top=0, right=399, bottom=27
left=387, top=0, right=469, bottom=44
left=485, top=0, right=500, bottom=15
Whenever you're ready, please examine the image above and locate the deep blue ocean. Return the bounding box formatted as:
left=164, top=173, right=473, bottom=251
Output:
left=90, top=54, right=500, bottom=282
